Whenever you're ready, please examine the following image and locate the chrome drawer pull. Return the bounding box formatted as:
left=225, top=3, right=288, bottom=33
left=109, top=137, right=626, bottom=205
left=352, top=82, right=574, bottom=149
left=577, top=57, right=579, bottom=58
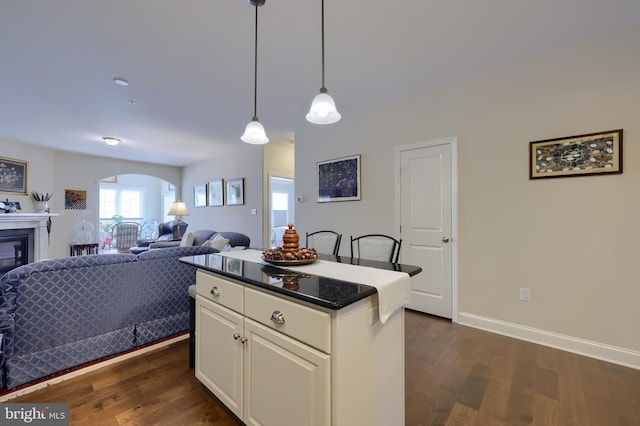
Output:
left=271, top=310, right=285, bottom=325
left=240, top=337, right=248, bottom=344
left=210, top=286, right=220, bottom=297
left=233, top=333, right=241, bottom=340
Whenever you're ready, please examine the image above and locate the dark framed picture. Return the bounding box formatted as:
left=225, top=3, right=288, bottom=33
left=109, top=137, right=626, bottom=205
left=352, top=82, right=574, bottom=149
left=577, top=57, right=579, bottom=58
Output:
left=529, top=129, right=623, bottom=179
left=0, top=156, right=28, bottom=195
left=208, top=178, right=224, bottom=207
left=317, top=154, right=361, bottom=202
left=226, top=178, right=244, bottom=206
left=194, top=183, right=207, bottom=207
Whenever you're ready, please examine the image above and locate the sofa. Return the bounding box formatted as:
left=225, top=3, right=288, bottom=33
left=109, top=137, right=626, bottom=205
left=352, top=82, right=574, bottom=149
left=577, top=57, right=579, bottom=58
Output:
left=148, top=230, right=251, bottom=250
left=0, top=245, right=214, bottom=389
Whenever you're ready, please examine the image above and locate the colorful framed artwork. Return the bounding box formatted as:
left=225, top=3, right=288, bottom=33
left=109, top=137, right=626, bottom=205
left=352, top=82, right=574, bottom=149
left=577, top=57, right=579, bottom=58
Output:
left=226, top=178, right=244, bottom=206
left=529, top=130, right=623, bottom=179
left=194, top=184, right=207, bottom=207
left=65, top=189, right=87, bottom=210
left=207, top=178, right=224, bottom=207
left=0, top=156, right=28, bottom=195
left=317, top=154, right=361, bottom=202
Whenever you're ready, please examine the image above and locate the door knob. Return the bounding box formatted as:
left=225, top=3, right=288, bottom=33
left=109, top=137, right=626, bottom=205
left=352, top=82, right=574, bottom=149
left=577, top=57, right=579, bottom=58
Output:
left=442, top=236, right=450, bottom=243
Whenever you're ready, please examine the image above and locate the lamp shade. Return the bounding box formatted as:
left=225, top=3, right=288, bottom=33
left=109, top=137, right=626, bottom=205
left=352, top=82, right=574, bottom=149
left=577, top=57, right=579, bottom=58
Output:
left=306, top=92, right=341, bottom=124
left=168, top=201, right=190, bottom=217
left=241, top=119, right=269, bottom=144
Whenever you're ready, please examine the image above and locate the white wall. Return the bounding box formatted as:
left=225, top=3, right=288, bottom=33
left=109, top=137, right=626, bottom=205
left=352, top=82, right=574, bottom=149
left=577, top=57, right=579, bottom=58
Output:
left=181, top=144, right=263, bottom=248
left=295, top=27, right=640, bottom=365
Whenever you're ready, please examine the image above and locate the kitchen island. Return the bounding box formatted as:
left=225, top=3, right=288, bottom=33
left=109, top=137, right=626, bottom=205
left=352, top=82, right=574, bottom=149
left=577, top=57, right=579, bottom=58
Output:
left=181, top=250, right=421, bottom=426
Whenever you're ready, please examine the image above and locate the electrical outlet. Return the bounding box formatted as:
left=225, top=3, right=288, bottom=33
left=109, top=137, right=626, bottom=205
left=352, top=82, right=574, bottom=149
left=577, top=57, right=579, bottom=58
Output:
left=519, top=287, right=531, bottom=302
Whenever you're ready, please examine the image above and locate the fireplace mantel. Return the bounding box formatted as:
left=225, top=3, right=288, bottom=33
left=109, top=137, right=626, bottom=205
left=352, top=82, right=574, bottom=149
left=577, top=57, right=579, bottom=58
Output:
left=0, top=213, right=60, bottom=261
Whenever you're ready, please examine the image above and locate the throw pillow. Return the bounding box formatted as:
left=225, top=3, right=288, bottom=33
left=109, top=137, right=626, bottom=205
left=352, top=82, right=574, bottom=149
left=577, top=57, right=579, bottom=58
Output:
left=180, top=232, right=195, bottom=247
left=209, top=234, right=230, bottom=250
left=201, top=239, right=213, bottom=248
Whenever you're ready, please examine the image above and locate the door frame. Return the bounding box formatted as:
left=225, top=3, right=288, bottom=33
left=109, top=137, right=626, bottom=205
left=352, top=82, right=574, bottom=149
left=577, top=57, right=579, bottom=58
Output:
left=394, top=137, right=459, bottom=322
left=264, top=173, right=295, bottom=249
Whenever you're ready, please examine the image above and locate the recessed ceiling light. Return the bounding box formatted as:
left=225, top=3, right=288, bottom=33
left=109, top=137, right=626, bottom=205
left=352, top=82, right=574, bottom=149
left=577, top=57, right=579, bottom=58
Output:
left=103, top=137, right=121, bottom=146
left=113, top=77, right=129, bottom=86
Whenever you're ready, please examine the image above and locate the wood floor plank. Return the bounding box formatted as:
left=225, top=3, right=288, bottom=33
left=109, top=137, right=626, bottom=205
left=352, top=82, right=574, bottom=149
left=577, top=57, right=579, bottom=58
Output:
left=444, top=401, right=477, bottom=426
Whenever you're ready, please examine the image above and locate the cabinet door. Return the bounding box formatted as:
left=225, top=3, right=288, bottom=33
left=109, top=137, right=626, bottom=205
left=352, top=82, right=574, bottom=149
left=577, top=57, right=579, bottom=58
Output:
left=243, top=318, right=331, bottom=426
left=196, top=296, right=244, bottom=418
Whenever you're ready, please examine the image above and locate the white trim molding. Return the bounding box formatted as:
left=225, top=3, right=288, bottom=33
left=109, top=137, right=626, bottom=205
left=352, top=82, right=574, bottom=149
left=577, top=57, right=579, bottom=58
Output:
left=459, top=312, right=640, bottom=370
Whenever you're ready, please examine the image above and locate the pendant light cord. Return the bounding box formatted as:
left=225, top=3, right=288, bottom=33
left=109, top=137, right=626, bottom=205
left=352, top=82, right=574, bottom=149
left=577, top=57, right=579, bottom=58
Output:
left=252, top=3, right=259, bottom=120
left=320, top=0, right=326, bottom=91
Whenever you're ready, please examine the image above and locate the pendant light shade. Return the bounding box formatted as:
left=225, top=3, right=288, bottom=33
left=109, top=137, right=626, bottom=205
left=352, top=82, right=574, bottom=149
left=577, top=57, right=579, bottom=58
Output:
left=241, top=118, right=269, bottom=144
left=242, top=0, right=269, bottom=144
left=306, top=90, right=341, bottom=124
left=307, top=0, right=340, bottom=125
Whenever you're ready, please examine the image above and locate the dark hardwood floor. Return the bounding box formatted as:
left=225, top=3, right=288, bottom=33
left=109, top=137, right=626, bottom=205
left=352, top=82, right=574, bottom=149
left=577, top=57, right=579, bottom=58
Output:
left=9, top=310, right=640, bottom=425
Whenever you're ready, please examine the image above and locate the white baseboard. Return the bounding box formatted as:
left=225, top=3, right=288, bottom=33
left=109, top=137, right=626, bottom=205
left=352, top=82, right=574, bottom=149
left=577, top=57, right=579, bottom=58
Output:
left=458, top=312, right=640, bottom=370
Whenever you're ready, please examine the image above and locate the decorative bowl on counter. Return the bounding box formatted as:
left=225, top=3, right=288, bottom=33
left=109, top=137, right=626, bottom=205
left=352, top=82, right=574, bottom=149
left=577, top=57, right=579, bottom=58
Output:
left=262, top=246, right=319, bottom=266
left=261, top=257, right=318, bottom=266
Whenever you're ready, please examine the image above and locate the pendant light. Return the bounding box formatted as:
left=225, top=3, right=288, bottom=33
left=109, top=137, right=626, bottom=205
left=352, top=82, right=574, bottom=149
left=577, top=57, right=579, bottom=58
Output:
left=306, top=0, right=341, bottom=124
left=241, top=0, right=269, bottom=144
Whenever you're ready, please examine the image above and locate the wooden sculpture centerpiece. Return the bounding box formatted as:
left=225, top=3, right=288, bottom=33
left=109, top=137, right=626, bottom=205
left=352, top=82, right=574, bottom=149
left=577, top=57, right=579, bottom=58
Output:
left=262, top=224, right=319, bottom=264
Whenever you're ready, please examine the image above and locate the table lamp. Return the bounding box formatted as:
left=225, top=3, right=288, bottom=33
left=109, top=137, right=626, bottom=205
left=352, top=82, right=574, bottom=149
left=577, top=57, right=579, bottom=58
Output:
left=168, top=201, right=190, bottom=238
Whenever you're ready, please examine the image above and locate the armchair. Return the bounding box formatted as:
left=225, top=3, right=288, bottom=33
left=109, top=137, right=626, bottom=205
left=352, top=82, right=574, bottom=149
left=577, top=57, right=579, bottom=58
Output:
left=111, top=222, right=142, bottom=253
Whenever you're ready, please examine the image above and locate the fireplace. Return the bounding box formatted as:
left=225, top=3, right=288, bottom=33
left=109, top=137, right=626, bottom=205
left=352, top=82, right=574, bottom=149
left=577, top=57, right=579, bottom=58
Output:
left=0, top=213, right=58, bottom=270
left=0, top=228, right=34, bottom=274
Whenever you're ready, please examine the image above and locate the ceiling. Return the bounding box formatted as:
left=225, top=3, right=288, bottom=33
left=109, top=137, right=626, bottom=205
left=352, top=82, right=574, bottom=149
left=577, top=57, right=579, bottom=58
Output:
left=2, top=1, right=639, bottom=166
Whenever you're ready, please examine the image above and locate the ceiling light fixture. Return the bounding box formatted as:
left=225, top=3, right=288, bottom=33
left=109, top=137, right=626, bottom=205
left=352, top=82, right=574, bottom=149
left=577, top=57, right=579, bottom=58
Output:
left=113, top=77, right=129, bottom=86
left=102, top=137, right=121, bottom=146
left=306, top=0, right=341, bottom=124
left=241, top=0, right=269, bottom=145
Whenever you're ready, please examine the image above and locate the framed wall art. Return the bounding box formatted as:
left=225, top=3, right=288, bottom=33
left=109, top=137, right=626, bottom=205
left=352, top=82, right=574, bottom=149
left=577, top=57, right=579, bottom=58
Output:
left=0, top=156, right=28, bottom=195
left=317, top=154, right=361, bottom=202
left=208, top=178, right=224, bottom=207
left=529, top=129, right=623, bottom=179
left=226, top=178, right=244, bottom=205
left=194, top=183, right=207, bottom=207
left=64, top=189, right=87, bottom=210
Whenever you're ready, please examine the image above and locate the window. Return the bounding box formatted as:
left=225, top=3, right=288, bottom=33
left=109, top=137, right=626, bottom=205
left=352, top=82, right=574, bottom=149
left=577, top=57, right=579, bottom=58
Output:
left=99, top=186, right=143, bottom=220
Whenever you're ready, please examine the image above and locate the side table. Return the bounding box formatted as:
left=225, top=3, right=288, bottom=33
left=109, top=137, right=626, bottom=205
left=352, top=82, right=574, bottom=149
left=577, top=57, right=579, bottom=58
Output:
left=70, top=242, right=99, bottom=256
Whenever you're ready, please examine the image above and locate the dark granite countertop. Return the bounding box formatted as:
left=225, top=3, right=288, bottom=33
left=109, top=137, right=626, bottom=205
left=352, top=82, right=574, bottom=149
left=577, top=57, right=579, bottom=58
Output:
left=180, top=253, right=421, bottom=310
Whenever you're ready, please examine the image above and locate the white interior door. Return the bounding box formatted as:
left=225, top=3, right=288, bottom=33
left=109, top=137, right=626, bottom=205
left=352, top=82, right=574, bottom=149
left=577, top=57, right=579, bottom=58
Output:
left=398, top=138, right=455, bottom=318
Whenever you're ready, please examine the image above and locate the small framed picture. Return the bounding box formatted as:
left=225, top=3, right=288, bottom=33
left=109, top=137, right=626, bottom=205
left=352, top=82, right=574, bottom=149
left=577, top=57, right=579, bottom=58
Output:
left=208, top=178, right=224, bottom=207
left=194, top=183, right=207, bottom=207
left=226, top=178, right=244, bottom=206
left=529, top=129, right=623, bottom=179
left=0, top=156, right=28, bottom=195
left=317, top=154, right=361, bottom=202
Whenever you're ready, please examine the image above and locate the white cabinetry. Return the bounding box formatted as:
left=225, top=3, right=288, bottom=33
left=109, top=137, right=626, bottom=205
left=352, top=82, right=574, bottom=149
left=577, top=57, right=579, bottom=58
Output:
left=195, top=269, right=405, bottom=426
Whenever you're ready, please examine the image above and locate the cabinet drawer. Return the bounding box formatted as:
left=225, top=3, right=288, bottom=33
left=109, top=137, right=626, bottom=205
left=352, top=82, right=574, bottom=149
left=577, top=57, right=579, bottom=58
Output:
left=197, top=270, right=244, bottom=313
left=245, top=288, right=331, bottom=353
